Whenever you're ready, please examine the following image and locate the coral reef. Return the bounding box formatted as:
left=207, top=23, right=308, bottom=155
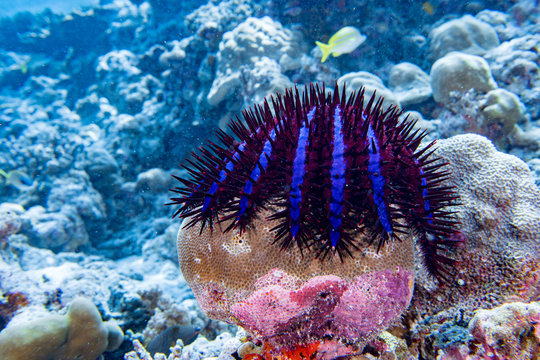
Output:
left=0, top=0, right=538, bottom=359
left=484, top=34, right=540, bottom=120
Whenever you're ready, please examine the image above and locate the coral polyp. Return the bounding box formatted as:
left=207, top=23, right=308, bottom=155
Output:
left=169, top=84, right=460, bottom=277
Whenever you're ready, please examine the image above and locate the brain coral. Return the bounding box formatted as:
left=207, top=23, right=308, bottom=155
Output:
left=411, top=134, right=540, bottom=322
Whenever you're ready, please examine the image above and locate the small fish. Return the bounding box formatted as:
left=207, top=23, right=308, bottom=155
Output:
left=422, top=2, right=435, bottom=15
left=0, top=169, right=32, bottom=189
left=315, top=26, right=366, bottom=63
left=19, top=61, right=28, bottom=74
left=283, top=6, right=302, bottom=17
left=146, top=324, right=201, bottom=355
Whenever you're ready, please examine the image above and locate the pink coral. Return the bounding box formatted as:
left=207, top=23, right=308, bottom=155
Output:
left=231, top=268, right=413, bottom=359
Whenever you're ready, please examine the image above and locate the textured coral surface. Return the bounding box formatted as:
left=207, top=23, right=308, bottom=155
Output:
left=469, top=302, right=540, bottom=360
left=409, top=134, right=540, bottom=358
left=232, top=268, right=413, bottom=349
left=413, top=134, right=540, bottom=314
left=177, top=209, right=415, bottom=355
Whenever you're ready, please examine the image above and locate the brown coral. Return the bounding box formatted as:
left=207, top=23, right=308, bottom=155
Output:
left=177, top=208, right=416, bottom=356
left=0, top=204, right=22, bottom=245
left=0, top=293, right=29, bottom=331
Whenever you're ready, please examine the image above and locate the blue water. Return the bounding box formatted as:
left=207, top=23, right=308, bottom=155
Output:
left=0, top=0, right=97, bottom=16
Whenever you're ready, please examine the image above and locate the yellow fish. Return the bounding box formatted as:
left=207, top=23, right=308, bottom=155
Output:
left=315, top=26, right=366, bottom=63
left=0, top=169, right=32, bottom=189
left=423, top=2, right=434, bottom=15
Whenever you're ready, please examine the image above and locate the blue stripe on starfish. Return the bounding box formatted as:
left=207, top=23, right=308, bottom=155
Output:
left=290, top=107, right=316, bottom=238
left=329, top=105, right=347, bottom=248
left=418, top=167, right=433, bottom=224
left=366, top=122, right=393, bottom=234
left=201, top=143, right=246, bottom=212
left=238, top=129, right=277, bottom=217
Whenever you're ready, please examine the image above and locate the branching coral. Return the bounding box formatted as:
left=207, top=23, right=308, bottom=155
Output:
left=124, top=339, right=183, bottom=360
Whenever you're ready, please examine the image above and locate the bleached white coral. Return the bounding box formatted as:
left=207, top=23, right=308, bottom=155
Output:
left=429, top=15, right=499, bottom=60
left=207, top=16, right=300, bottom=107
left=337, top=71, right=399, bottom=111
left=430, top=52, right=497, bottom=104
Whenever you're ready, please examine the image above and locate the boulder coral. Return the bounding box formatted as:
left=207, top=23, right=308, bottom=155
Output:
left=337, top=71, right=399, bottom=110
left=177, top=210, right=415, bottom=359
left=428, top=15, right=500, bottom=60
left=411, top=134, right=540, bottom=321
left=431, top=52, right=498, bottom=104
left=388, top=62, right=432, bottom=106
left=0, top=297, right=124, bottom=360
left=479, top=88, right=525, bottom=141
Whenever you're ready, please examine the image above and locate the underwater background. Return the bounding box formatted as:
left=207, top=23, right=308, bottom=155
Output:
left=0, top=0, right=539, bottom=359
